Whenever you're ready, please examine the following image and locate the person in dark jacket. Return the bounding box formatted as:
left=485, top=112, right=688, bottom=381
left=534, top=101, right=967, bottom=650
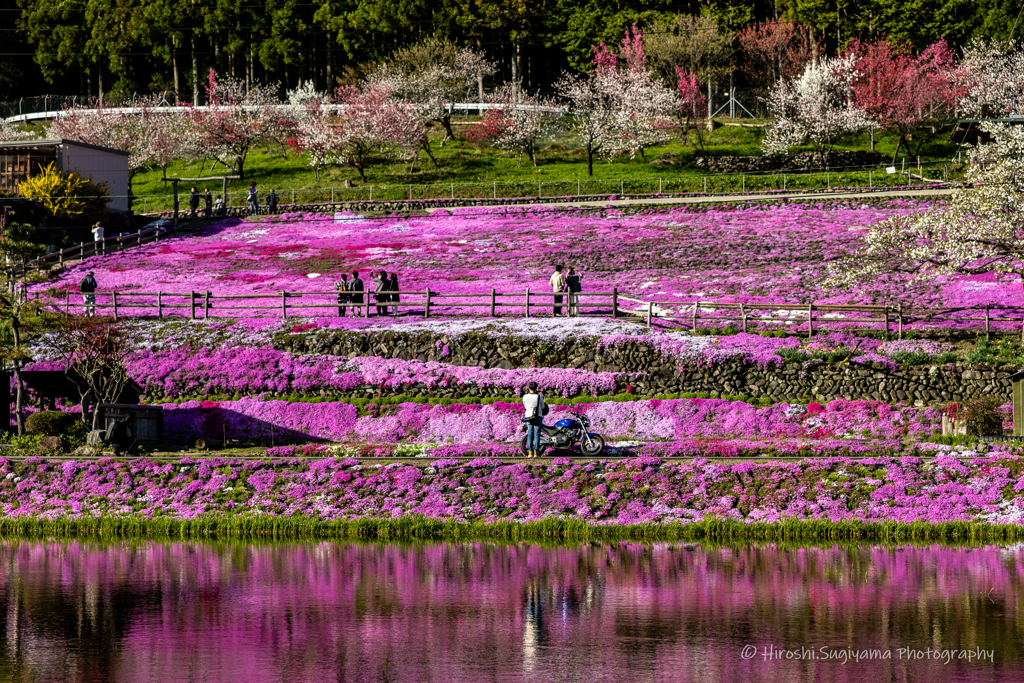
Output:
left=389, top=271, right=400, bottom=315
left=203, top=188, right=213, bottom=218
left=566, top=267, right=584, bottom=316
left=79, top=271, right=98, bottom=316
left=336, top=273, right=350, bottom=317
left=188, top=187, right=200, bottom=218
left=266, top=189, right=279, bottom=214
left=374, top=270, right=390, bottom=316
left=349, top=271, right=364, bottom=316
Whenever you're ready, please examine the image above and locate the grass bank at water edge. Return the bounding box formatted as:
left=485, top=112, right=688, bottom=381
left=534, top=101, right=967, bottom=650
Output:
left=4, top=515, right=1024, bottom=545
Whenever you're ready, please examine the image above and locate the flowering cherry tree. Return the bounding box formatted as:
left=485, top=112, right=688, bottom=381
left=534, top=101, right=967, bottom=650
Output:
left=846, top=38, right=958, bottom=163
left=0, top=119, right=33, bottom=142
left=556, top=26, right=677, bottom=176
left=287, top=82, right=338, bottom=181
left=829, top=124, right=1024, bottom=337
left=737, top=21, right=822, bottom=88
left=467, top=83, right=563, bottom=166
left=370, top=39, right=494, bottom=147
left=762, top=55, right=875, bottom=166
left=955, top=39, right=1024, bottom=119
left=332, top=85, right=422, bottom=182
left=186, top=70, right=290, bottom=179
left=674, top=66, right=708, bottom=150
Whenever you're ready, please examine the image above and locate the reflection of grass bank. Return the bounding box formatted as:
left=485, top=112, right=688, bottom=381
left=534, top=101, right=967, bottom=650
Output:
left=4, top=515, right=1024, bottom=544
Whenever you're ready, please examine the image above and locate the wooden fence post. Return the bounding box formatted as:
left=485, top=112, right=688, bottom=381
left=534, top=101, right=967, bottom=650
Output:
left=898, top=303, right=903, bottom=340
left=612, top=287, right=618, bottom=318
left=985, top=304, right=990, bottom=341
left=490, top=288, right=496, bottom=317
left=157, top=291, right=163, bottom=319
left=692, top=302, right=699, bottom=332
left=740, top=303, right=746, bottom=333
left=884, top=307, right=890, bottom=341
left=205, top=291, right=211, bottom=318
left=112, top=291, right=118, bottom=320
left=64, top=289, right=69, bottom=317
left=647, top=302, right=653, bottom=328
left=424, top=289, right=431, bottom=318
left=281, top=291, right=287, bottom=319
left=190, top=291, right=196, bottom=319
left=525, top=287, right=530, bottom=318
left=807, top=303, right=814, bottom=338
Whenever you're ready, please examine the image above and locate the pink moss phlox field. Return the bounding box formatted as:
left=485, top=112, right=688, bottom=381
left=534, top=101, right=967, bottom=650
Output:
left=5, top=454, right=1024, bottom=524
left=38, top=201, right=1024, bottom=328
left=155, top=397, right=942, bottom=447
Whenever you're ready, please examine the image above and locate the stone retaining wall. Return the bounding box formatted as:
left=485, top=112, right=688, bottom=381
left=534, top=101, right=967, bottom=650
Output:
left=694, top=151, right=887, bottom=174
left=277, top=330, right=1015, bottom=404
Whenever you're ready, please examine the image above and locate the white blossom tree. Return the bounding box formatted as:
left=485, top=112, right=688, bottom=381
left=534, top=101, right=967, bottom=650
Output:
left=828, top=123, right=1024, bottom=338
left=369, top=38, right=494, bottom=147
left=762, top=55, right=875, bottom=166
left=186, top=69, right=290, bottom=179
left=469, top=83, right=564, bottom=166
left=955, top=39, right=1024, bottom=119
left=287, top=81, right=338, bottom=181
left=0, top=119, right=34, bottom=142
left=556, top=26, right=677, bottom=176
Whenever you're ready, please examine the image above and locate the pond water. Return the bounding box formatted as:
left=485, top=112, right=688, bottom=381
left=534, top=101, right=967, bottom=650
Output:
left=0, top=540, right=1021, bottom=682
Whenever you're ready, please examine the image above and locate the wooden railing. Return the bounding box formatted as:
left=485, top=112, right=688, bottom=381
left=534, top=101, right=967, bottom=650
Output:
left=44, top=287, right=1024, bottom=339
left=7, top=222, right=170, bottom=279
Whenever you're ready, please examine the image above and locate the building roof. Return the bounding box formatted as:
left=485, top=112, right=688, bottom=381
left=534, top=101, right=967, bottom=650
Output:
left=0, top=138, right=130, bottom=157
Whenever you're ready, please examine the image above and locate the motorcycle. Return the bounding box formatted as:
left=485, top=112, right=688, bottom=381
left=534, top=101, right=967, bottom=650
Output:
left=520, top=410, right=605, bottom=457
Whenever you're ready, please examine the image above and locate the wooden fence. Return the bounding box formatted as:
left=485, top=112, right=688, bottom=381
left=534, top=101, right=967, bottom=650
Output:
left=44, top=287, right=1024, bottom=339
left=7, top=222, right=169, bottom=280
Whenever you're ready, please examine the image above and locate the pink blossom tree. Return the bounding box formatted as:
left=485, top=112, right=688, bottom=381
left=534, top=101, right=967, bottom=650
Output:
left=846, top=38, right=958, bottom=163
left=186, top=69, right=289, bottom=179
left=467, top=83, right=563, bottom=166
left=674, top=66, right=708, bottom=150
left=287, top=81, right=339, bottom=181
left=556, top=26, right=677, bottom=176
left=332, top=85, right=422, bottom=182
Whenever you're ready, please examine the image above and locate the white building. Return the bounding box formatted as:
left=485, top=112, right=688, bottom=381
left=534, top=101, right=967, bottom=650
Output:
left=0, top=139, right=131, bottom=212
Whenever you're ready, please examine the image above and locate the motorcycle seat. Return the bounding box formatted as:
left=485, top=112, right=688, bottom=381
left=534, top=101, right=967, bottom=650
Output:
left=541, top=425, right=560, bottom=436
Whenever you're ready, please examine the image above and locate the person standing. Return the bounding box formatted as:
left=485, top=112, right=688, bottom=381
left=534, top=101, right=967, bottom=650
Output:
left=188, top=187, right=200, bottom=218
left=91, top=222, right=105, bottom=256
left=203, top=188, right=213, bottom=218
left=374, top=270, right=390, bottom=316
left=349, top=271, right=364, bottom=317
left=522, top=381, right=546, bottom=458
left=389, top=271, right=400, bottom=316
left=549, top=264, right=567, bottom=316
left=247, top=183, right=258, bottom=215
left=213, top=195, right=226, bottom=217
left=79, top=271, right=98, bottom=316
left=266, top=189, right=279, bottom=214
left=336, top=274, right=350, bottom=317
left=566, top=267, right=584, bottom=316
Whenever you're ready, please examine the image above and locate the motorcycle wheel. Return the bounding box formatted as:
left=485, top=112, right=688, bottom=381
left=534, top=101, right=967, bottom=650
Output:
left=579, top=434, right=605, bottom=456
left=520, top=435, right=548, bottom=457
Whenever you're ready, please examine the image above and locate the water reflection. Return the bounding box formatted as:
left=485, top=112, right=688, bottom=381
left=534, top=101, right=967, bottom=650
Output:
left=0, top=541, right=1019, bottom=682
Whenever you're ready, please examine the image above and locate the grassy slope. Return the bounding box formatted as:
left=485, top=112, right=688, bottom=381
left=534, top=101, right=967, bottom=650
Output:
left=131, top=120, right=962, bottom=208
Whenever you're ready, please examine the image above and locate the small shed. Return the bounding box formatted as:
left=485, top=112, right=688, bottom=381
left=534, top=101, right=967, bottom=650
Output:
left=99, top=404, right=164, bottom=444
left=0, top=139, right=130, bottom=212
left=1012, top=369, right=1024, bottom=436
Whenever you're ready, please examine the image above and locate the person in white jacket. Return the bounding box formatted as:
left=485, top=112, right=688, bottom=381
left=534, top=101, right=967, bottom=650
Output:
left=522, top=381, right=546, bottom=458
left=549, top=265, right=566, bottom=316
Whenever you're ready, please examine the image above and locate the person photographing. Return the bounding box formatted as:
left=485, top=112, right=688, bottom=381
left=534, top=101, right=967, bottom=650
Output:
left=522, top=382, right=547, bottom=458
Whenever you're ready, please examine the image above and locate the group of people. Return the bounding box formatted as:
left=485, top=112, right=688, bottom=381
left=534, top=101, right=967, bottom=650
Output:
left=548, top=265, right=584, bottom=316
left=185, top=184, right=280, bottom=219
left=335, top=271, right=401, bottom=316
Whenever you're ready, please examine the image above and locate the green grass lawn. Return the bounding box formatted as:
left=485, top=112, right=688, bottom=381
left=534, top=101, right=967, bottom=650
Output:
left=130, top=118, right=964, bottom=212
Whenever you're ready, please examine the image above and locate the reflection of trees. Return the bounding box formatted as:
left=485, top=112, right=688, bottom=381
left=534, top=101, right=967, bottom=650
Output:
left=0, top=541, right=1020, bottom=680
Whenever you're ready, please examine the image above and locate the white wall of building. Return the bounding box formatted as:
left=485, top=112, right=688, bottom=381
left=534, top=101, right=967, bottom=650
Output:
left=59, top=142, right=130, bottom=212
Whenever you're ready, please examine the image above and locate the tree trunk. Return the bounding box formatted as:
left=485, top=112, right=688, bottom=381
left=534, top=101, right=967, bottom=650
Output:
left=420, top=137, right=439, bottom=167
left=439, top=114, right=456, bottom=145
left=511, top=40, right=519, bottom=83
left=10, top=325, right=23, bottom=436
left=173, top=53, right=180, bottom=100
left=891, top=137, right=903, bottom=165
left=586, top=140, right=594, bottom=177
left=191, top=34, right=200, bottom=106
